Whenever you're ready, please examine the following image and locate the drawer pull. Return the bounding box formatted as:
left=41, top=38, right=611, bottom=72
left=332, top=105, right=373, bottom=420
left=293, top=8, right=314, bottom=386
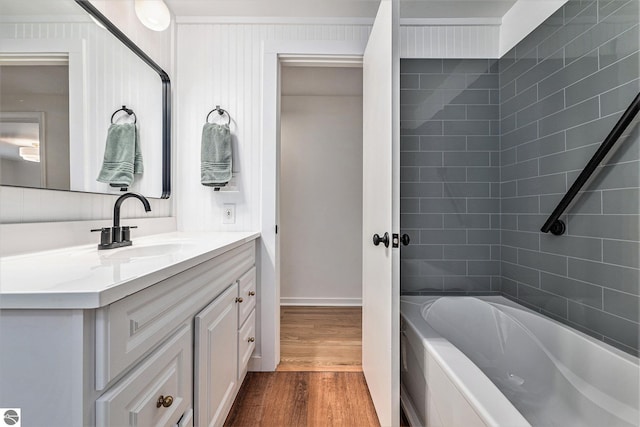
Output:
left=235, top=297, right=244, bottom=303
left=157, top=395, right=174, bottom=408
left=248, top=337, right=255, bottom=343
left=248, top=291, right=256, bottom=296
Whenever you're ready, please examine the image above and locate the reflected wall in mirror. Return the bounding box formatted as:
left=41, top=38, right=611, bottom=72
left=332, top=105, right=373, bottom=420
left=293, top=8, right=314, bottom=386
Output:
left=0, top=0, right=170, bottom=198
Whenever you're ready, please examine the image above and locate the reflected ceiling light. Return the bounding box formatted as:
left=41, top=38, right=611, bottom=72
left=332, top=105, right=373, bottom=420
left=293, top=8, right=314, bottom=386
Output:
left=19, top=145, right=40, bottom=163
left=134, top=0, right=171, bottom=32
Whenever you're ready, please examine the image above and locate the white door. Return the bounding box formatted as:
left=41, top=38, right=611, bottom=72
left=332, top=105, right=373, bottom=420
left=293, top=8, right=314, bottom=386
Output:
left=362, top=0, right=400, bottom=426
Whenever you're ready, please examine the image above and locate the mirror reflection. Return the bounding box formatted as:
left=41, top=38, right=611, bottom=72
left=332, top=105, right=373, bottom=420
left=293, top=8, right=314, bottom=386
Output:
left=0, top=0, right=165, bottom=197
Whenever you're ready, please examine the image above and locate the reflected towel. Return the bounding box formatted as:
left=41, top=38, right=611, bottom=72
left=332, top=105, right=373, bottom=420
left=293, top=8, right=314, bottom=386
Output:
left=96, top=123, right=143, bottom=187
left=201, top=123, right=232, bottom=188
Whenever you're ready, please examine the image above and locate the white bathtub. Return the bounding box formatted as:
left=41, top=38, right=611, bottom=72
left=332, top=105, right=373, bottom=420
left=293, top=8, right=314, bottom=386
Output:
left=400, top=295, right=640, bottom=427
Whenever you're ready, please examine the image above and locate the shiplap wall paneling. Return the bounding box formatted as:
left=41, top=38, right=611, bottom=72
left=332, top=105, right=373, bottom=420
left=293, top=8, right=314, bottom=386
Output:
left=400, top=25, right=500, bottom=58
left=176, top=23, right=371, bottom=232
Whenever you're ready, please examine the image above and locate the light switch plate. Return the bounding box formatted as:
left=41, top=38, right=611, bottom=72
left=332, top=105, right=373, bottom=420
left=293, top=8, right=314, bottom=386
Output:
left=223, top=204, right=236, bottom=224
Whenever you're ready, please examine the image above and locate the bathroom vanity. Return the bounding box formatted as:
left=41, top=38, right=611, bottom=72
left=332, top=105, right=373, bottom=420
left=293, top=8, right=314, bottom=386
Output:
left=0, top=231, right=259, bottom=427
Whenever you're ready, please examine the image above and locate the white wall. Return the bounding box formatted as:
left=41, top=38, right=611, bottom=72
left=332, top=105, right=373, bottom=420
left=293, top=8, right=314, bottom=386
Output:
left=0, top=0, right=174, bottom=225
left=279, top=67, right=363, bottom=306
left=499, top=0, right=568, bottom=56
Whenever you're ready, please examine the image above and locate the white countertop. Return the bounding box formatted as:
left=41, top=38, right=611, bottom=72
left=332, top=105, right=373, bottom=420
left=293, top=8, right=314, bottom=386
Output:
left=0, top=231, right=260, bottom=309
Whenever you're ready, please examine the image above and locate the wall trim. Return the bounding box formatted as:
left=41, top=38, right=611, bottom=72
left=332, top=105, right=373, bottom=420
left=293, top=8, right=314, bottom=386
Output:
left=400, top=18, right=501, bottom=26
left=176, top=16, right=374, bottom=25
left=176, top=16, right=501, bottom=27
left=248, top=355, right=262, bottom=372
left=0, top=15, right=90, bottom=23
left=280, top=297, right=362, bottom=306
left=261, top=40, right=367, bottom=372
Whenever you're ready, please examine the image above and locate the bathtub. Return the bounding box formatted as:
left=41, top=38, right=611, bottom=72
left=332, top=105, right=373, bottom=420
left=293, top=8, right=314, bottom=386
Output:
left=400, top=295, right=640, bottom=427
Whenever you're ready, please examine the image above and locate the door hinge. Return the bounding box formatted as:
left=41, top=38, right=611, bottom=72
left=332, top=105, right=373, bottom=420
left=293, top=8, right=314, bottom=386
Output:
left=392, top=233, right=399, bottom=248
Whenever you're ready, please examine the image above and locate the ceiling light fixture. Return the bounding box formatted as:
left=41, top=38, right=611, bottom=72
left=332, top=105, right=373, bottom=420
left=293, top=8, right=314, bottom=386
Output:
left=134, top=0, right=171, bottom=32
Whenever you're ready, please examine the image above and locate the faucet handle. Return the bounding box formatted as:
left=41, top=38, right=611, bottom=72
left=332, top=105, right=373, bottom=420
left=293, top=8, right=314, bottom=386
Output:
left=91, top=227, right=111, bottom=246
left=121, top=225, right=138, bottom=242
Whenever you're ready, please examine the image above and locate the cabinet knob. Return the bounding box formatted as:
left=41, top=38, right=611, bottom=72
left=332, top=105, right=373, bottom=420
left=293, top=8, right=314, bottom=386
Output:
left=248, top=291, right=256, bottom=296
left=157, top=395, right=174, bottom=408
left=248, top=337, right=255, bottom=343
left=235, top=297, right=244, bottom=303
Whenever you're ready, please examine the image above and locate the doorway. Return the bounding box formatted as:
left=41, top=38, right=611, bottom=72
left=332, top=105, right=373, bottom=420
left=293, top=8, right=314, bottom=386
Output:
left=259, top=19, right=400, bottom=422
left=277, top=64, right=364, bottom=371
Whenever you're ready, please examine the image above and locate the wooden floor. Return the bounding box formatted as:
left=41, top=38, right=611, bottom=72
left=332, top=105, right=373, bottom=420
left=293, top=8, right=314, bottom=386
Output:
left=278, top=306, right=362, bottom=371
left=224, top=307, right=384, bottom=426
left=224, top=372, right=380, bottom=427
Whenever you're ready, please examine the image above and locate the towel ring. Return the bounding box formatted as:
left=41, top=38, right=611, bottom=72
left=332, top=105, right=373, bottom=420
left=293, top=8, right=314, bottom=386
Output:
left=206, top=105, right=231, bottom=125
left=111, top=105, right=137, bottom=124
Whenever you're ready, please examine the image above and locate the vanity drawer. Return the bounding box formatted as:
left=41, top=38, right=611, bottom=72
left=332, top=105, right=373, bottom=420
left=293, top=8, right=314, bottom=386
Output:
left=238, top=309, right=256, bottom=380
left=237, top=267, right=256, bottom=325
left=96, top=241, right=255, bottom=390
left=96, top=323, right=192, bottom=427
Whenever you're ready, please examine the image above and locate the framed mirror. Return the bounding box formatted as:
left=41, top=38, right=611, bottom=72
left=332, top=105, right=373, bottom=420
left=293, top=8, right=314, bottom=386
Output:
left=0, top=0, right=171, bottom=198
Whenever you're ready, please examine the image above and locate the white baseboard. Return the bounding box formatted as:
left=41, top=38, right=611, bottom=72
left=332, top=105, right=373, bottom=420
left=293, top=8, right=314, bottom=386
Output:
left=280, top=297, right=362, bottom=306
left=248, top=355, right=265, bottom=372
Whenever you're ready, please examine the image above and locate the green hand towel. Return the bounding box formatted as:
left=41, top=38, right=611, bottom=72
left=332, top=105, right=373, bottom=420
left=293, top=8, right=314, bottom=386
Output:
left=201, top=123, right=232, bottom=188
left=97, top=123, right=143, bottom=187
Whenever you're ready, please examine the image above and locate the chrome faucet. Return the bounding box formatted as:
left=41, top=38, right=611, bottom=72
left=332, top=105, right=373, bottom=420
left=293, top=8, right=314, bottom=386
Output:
left=91, top=192, right=152, bottom=250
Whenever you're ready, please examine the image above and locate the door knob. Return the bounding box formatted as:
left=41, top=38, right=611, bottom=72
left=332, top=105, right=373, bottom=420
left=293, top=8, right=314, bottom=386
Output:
left=372, top=232, right=389, bottom=248
left=401, top=234, right=410, bottom=246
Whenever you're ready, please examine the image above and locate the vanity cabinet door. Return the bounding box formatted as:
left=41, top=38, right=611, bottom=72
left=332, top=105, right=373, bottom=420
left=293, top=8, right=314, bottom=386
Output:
left=237, top=309, right=256, bottom=381
left=194, top=283, right=239, bottom=427
left=175, top=408, right=193, bottom=427
left=95, top=241, right=255, bottom=391
left=95, top=324, right=192, bottom=427
left=237, top=266, right=256, bottom=325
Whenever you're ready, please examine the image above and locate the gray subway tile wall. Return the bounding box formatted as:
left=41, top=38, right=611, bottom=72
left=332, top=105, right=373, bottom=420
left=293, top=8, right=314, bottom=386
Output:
left=498, top=0, right=639, bottom=354
left=400, top=0, right=639, bottom=355
left=400, top=59, right=500, bottom=295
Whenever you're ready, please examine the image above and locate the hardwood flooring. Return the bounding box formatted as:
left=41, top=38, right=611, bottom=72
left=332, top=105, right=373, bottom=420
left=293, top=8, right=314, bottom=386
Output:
left=224, top=372, right=380, bottom=427
left=279, top=306, right=362, bottom=371
left=224, top=307, right=377, bottom=426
